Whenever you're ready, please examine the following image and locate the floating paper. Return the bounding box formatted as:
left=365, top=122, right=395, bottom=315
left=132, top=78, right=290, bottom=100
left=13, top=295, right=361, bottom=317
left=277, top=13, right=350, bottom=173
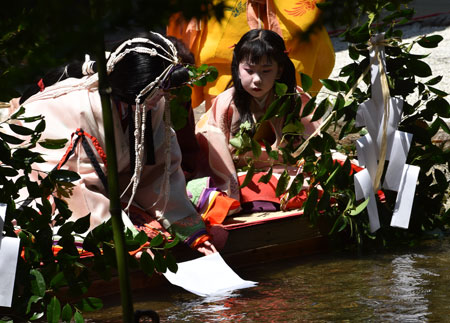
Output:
left=163, top=252, right=257, bottom=297
left=0, top=203, right=20, bottom=307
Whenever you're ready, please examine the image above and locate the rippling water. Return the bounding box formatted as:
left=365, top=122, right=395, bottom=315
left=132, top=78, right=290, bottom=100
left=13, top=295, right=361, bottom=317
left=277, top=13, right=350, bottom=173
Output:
left=85, top=237, right=450, bottom=322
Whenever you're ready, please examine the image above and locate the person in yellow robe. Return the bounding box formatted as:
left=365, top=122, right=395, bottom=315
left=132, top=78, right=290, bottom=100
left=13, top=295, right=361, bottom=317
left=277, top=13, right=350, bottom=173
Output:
left=167, top=0, right=335, bottom=110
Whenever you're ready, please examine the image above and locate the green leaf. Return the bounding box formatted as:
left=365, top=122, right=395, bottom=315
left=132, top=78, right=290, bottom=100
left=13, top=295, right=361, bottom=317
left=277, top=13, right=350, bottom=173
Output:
left=406, top=59, right=432, bottom=77
left=29, top=312, right=44, bottom=321
left=0, top=131, right=25, bottom=144
left=74, top=311, right=84, bottom=323
left=35, top=119, right=46, bottom=133
left=320, top=79, right=341, bottom=92
left=288, top=173, right=304, bottom=197
left=277, top=97, right=291, bottom=117
left=165, top=252, right=178, bottom=273
left=77, top=297, right=103, bottom=312
left=154, top=251, right=167, bottom=273
left=38, top=138, right=68, bottom=149
left=50, top=271, right=67, bottom=289
left=0, top=165, right=19, bottom=177
left=239, top=163, right=255, bottom=189
left=300, top=96, right=316, bottom=118
left=20, top=115, right=44, bottom=122
left=425, top=75, right=442, bottom=86
left=72, top=214, right=91, bottom=234
left=348, top=46, right=359, bottom=60
left=46, top=296, right=61, bottom=323
left=250, top=138, right=261, bottom=158
left=150, top=233, right=164, bottom=247
left=61, top=304, right=73, bottom=322
left=134, top=230, right=149, bottom=246
left=417, top=35, right=443, bottom=48
left=140, top=251, right=155, bottom=275
left=350, top=198, right=370, bottom=216
left=164, top=235, right=180, bottom=249
left=229, top=136, right=243, bottom=149
left=50, top=169, right=81, bottom=182
left=311, top=98, right=329, bottom=122
left=427, top=98, right=450, bottom=118
left=300, top=73, right=312, bottom=92
left=282, top=120, right=304, bottom=134
left=275, top=170, right=289, bottom=197
left=26, top=295, right=42, bottom=315
left=10, top=106, right=25, bottom=119
left=317, top=190, right=330, bottom=211
left=258, top=168, right=273, bottom=184
left=437, top=118, right=450, bottom=134
left=261, top=97, right=282, bottom=121
left=303, top=187, right=318, bottom=216
left=323, top=164, right=340, bottom=187
left=8, top=123, right=35, bottom=135
left=30, top=269, right=46, bottom=297
left=428, top=86, right=448, bottom=97
left=274, top=82, right=288, bottom=96
left=169, top=99, right=188, bottom=131
left=205, top=66, right=219, bottom=82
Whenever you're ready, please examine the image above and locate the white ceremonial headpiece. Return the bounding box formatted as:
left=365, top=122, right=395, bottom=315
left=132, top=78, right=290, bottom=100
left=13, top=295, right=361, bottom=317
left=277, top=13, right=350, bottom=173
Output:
left=106, top=32, right=180, bottom=212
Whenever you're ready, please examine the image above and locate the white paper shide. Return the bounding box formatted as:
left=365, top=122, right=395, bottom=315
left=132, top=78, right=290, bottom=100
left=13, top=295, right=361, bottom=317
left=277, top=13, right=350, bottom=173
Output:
left=0, top=203, right=21, bottom=307
left=354, top=34, right=420, bottom=232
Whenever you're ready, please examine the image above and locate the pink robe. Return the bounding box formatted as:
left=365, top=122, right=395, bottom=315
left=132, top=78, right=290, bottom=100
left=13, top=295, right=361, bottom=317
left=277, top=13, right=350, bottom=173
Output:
left=195, top=86, right=320, bottom=201
left=8, top=76, right=205, bottom=241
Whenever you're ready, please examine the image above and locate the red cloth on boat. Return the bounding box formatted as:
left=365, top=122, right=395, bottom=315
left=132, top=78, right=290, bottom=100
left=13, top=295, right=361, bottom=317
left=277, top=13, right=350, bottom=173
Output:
left=239, top=172, right=280, bottom=205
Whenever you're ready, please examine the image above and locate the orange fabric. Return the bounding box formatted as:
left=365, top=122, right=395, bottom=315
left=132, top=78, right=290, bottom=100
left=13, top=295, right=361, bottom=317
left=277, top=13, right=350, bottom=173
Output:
left=284, top=189, right=308, bottom=209
left=203, top=193, right=240, bottom=225
left=190, top=234, right=210, bottom=248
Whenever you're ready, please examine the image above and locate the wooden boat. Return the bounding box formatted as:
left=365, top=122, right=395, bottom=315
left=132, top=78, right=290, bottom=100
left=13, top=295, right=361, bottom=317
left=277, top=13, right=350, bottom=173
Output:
left=86, top=209, right=330, bottom=298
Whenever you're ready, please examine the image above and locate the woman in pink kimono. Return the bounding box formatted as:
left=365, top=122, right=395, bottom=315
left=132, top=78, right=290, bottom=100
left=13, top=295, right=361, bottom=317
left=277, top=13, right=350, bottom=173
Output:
left=195, top=29, right=320, bottom=211
left=11, top=32, right=216, bottom=255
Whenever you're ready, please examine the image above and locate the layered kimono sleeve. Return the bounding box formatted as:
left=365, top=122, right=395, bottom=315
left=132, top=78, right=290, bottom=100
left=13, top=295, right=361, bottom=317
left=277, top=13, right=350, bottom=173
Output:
left=195, top=88, right=241, bottom=200
left=125, top=98, right=207, bottom=244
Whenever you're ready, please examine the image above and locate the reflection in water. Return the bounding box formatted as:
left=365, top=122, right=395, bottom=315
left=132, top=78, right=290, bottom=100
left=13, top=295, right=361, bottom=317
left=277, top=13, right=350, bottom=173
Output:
left=362, top=253, right=438, bottom=322
left=84, top=239, right=450, bottom=322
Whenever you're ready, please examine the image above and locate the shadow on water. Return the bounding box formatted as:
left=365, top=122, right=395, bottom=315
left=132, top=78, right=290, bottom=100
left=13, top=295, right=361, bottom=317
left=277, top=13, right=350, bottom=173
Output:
left=84, top=237, right=450, bottom=322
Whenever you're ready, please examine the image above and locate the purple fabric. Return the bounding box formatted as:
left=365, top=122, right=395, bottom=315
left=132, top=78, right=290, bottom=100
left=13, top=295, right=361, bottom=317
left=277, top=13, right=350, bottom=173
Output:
left=184, top=228, right=208, bottom=246
left=196, top=187, right=218, bottom=211
left=240, top=201, right=280, bottom=214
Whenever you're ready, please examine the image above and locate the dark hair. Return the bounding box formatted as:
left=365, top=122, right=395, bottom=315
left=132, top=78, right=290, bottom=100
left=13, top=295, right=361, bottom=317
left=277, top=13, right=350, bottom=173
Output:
left=166, top=36, right=195, bottom=65
left=231, top=29, right=296, bottom=130
left=19, top=31, right=189, bottom=105
left=108, top=31, right=189, bottom=104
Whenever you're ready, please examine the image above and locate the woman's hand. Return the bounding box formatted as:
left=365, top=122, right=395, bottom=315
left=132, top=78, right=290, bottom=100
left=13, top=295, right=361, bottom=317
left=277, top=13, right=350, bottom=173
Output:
left=195, top=240, right=217, bottom=256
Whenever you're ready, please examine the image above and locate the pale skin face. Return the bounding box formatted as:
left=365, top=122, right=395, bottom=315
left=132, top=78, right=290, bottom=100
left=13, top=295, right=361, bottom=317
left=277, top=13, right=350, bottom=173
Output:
left=238, top=56, right=282, bottom=100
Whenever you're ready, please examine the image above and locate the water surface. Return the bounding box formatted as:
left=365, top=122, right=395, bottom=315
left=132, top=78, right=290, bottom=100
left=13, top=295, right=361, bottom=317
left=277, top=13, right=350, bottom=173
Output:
left=85, top=237, right=450, bottom=322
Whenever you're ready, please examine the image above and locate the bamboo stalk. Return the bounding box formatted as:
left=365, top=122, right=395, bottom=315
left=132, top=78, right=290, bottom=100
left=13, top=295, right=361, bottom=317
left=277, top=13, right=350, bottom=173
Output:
left=89, top=1, right=134, bottom=322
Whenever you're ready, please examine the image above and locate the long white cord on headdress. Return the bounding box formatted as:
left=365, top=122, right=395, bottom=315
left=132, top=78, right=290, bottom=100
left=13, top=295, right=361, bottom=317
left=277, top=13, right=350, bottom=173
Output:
left=106, top=32, right=179, bottom=212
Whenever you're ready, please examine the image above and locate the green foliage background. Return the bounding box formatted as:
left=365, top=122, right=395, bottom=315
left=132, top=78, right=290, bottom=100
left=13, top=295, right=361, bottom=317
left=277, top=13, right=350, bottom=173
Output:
left=0, top=0, right=449, bottom=321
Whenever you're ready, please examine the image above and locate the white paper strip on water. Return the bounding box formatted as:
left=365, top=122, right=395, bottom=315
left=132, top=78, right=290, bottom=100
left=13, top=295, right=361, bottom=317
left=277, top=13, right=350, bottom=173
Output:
left=163, top=252, right=257, bottom=297
left=383, top=131, right=413, bottom=191
left=390, top=165, right=420, bottom=229
left=354, top=169, right=380, bottom=233
left=0, top=203, right=20, bottom=307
